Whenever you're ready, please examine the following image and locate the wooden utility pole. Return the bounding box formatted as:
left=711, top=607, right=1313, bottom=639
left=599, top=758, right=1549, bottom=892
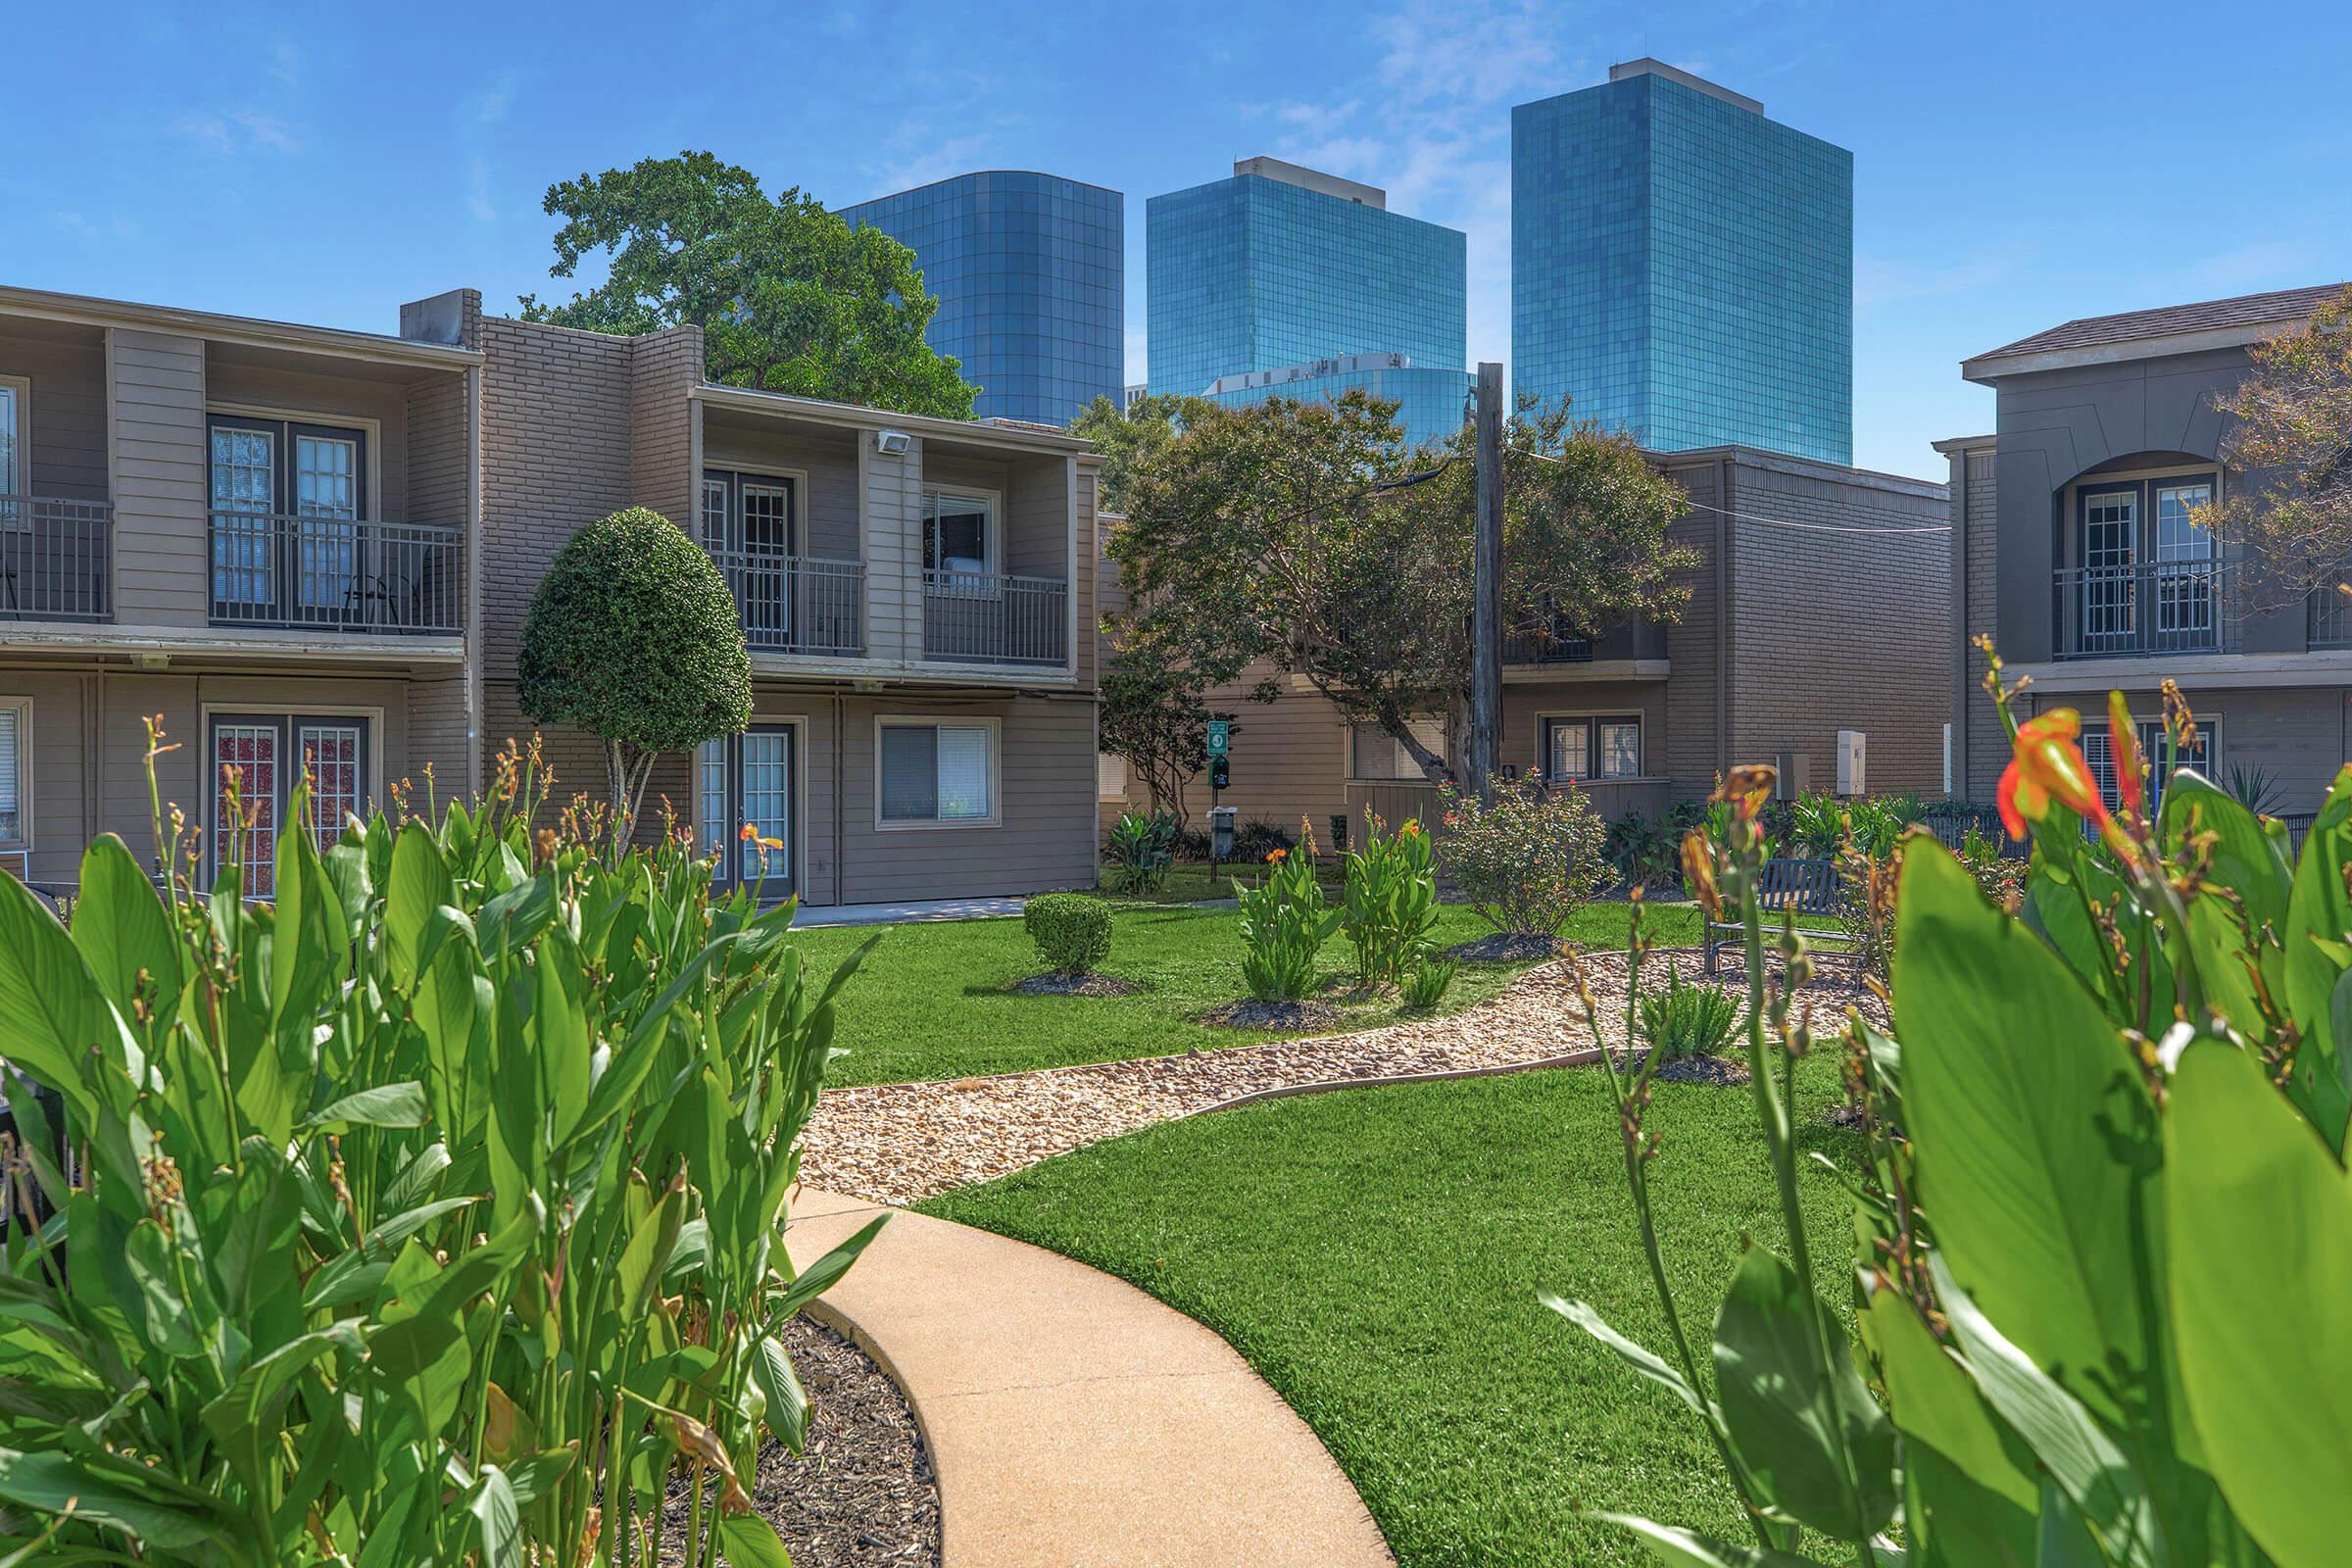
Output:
left=1468, top=361, right=1504, bottom=804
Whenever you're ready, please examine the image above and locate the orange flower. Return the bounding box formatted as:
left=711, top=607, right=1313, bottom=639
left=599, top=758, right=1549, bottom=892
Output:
left=2107, top=690, right=2145, bottom=823
left=1680, top=830, right=1721, bottom=920
left=738, top=821, right=757, bottom=842
left=1399, top=819, right=1422, bottom=837
left=1265, top=847, right=1288, bottom=863
left=1998, top=708, right=2110, bottom=841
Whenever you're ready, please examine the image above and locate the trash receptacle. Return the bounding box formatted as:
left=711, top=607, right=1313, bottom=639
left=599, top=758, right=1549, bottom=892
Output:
left=1209, top=806, right=1238, bottom=862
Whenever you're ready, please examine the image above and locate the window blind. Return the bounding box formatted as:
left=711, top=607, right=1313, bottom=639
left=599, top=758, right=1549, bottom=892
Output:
left=937, top=725, right=991, bottom=818
left=0, top=708, right=19, bottom=842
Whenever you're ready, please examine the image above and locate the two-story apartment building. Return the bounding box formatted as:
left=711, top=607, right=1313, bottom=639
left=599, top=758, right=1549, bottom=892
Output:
left=1099, top=444, right=1951, bottom=837
left=1943, top=283, right=2351, bottom=817
left=0, top=283, right=1102, bottom=906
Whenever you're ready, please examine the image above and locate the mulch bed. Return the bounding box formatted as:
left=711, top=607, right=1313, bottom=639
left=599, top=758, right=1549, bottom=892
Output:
left=1651, top=1054, right=1750, bottom=1086
left=657, top=1315, right=939, bottom=1566
left=1198, top=999, right=1347, bottom=1031
left=1446, top=932, right=1564, bottom=963
left=1013, top=972, right=1144, bottom=998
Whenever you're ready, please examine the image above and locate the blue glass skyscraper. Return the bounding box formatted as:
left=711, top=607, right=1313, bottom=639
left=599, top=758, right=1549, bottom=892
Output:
left=1147, top=158, right=1469, bottom=449
left=1512, top=60, right=1852, bottom=464
left=839, top=172, right=1123, bottom=427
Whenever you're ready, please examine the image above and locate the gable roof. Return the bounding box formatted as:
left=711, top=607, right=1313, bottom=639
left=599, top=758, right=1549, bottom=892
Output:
left=1965, top=283, right=2348, bottom=379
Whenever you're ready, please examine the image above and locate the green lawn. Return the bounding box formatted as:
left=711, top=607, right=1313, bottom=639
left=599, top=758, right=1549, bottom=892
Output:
left=792, top=900, right=1701, bottom=1088
left=924, top=1056, right=1859, bottom=1568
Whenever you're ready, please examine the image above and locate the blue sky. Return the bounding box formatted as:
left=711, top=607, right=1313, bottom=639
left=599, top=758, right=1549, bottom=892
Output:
left=6, top=1, right=2349, bottom=479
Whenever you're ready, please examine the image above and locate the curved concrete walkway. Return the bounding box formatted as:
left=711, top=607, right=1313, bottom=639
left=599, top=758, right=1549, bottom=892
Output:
left=786, top=1187, right=1395, bottom=1568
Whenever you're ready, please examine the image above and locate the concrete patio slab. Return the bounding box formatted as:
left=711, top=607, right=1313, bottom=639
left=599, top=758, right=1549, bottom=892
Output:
left=787, top=1187, right=1395, bottom=1568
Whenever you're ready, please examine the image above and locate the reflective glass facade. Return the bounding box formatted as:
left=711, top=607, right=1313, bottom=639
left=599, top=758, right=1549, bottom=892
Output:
left=839, top=172, right=1123, bottom=426
left=1512, top=70, right=1852, bottom=464
left=1147, top=172, right=1468, bottom=448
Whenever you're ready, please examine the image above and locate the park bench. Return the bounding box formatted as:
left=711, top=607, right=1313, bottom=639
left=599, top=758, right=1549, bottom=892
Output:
left=1702, top=856, right=1846, bottom=975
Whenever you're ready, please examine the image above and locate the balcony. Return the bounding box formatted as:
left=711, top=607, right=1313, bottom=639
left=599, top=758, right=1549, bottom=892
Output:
left=2053, top=561, right=2236, bottom=660
left=0, top=496, right=112, bottom=622
left=1502, top=622, right=1596, bottom=665
left=711, top=547, right=863, bottom=656
left=208, top=513, right=461, bottom=634
left=922, top=569, right=1067, bottom=666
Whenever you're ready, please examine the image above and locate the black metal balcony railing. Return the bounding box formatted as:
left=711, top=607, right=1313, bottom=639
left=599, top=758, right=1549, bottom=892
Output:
left=1501, top=623, right=1596, bottom=664
left=922, top=569, right=1067, bottom=665
left=2053, top=561, right=2237, bottom=659
left=710, top=547, right=863, bottom=655
left=208, top=512, right=461, bottom=634
left=0, top=495, right=113, bottom=621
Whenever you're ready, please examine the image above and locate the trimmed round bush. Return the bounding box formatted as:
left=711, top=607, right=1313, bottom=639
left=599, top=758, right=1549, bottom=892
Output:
left=1025, top=893, right=1114, bottom=975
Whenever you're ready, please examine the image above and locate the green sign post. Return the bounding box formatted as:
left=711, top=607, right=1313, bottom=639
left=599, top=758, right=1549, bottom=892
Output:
left=1206, top=718, right=1230, bottom=757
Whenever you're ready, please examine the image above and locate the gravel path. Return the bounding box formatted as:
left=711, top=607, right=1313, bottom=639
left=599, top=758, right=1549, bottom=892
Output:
left=800, top=947, right=1887, bottom=1208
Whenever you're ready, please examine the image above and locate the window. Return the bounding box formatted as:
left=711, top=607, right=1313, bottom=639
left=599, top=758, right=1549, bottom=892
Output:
left=0, top=700, right=26, bottom=845
left=698, top=724, right=796, bottom=888
left=1350, top=719, right=1446, bottom=781
left=207, top=415, right=368, bottom=622
left=879, top=719, right=996, bottom=825
left=0, top=374, right=24, bottom=505
left=209, top=711, right=370, bottom=898
left=1544, top=714, right=1642, bottom=781
left=2081, top=717, right=2212, bottom=817
left=922, top=489, right=994, bottom=577
left=1098, top=753, right=1128, bottom=801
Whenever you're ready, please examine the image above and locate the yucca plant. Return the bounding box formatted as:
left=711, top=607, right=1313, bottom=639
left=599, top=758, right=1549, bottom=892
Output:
left=0, top=730, right=878, bottom=1565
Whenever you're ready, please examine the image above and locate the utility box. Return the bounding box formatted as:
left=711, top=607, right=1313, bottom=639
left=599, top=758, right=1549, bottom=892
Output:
left=1209, top=806, right=1238, bottom=860
left=1836, top=730, right=1867, bottom=797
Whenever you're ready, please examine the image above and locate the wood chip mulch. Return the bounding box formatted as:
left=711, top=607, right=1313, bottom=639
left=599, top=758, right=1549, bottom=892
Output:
left=799, top=947, right=1887, bottom=1209
left=657, top=1315, right=939, bottom=1566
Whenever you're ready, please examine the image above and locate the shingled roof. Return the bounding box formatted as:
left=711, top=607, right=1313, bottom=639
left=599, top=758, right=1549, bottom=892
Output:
left=1972, top=283, right=2349, bottom=365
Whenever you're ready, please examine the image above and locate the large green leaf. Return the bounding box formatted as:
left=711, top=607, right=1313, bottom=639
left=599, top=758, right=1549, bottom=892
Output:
left=1866, top=1293, right=2037, bottom=1566
left=1544, top=1293, right=1714, bottom=1425
left=1712, top=1247, right=1896, bottom=1541
left=0, top=1446, right=231, bottom=1549
left=2166, top=1041, right=2352, bottom=1567
left=70, top=833, right=182, bottom=1035
left=1891, top=843, right=2156, bottom=1429
left=2282, top=766, right=2352, bottom=1149
left=715, top=1513, right=796, bottom=1568
left=1930, top=1257, right=2160, bottom=1568
left=383, top=827, right=454, bottom=988
left=0, top=870, right=127, bottom=1119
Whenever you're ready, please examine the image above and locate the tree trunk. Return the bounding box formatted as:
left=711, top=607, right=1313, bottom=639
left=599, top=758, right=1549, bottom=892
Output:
left=608, top=739, right=633, bottom=858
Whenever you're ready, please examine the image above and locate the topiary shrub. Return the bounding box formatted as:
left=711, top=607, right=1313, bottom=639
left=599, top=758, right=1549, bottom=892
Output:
left=517, top=507, right=751, bottom=852
left=1025, top=892, right=1114, bottom=974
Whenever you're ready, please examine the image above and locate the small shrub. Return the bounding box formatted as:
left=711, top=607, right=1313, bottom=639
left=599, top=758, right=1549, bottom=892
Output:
left=1607, top=801, right=1704, bottom=888
left=1398, top=951, right=1459, bottom=1013
left=1440, top=780, right=1614, bottom=936
left=1341, top=811, right=1441, bottom=989
left=1025, top=892, right=1114, bottom=974
left=1235, top=830, right=1341, bottom=1001
left=1783, top=791, right=1844, bottom=858
left=1636, top=960, right=1741, bottom=1059
left=1232, top=817, right=1296, bottom=862
left=1105, top=809, right=1177, bottom=893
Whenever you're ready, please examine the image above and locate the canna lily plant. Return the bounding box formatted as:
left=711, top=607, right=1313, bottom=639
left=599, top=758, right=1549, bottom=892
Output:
left=0, top=731, right=878, bottom=1566
left=1550, top=642, right=2352, bottom=1567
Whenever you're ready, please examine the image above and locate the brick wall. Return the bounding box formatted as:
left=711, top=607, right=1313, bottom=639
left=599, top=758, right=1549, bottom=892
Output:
left=1657, top=456, right=1726, bottom=799
left=1723, top=452, right=1954, bottom=797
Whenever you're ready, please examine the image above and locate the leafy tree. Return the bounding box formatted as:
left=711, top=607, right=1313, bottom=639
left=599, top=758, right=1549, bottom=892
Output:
left=2197, top=285, right=2352, bottom=606
left=521, top=151, right=977, bottom=418
left=1109, top=390, right=1695, bottom=789
left=1071, top=390, right=1215, bottom=514
left=517, top=507, right=752, bottom=852
left=1096, top=639, right=1229, bottom=826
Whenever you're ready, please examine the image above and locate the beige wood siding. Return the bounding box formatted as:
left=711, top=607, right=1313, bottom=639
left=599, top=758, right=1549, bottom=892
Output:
left=108, top=329, right=210, bottom=625
left=1167, top=669, right=1351, bottom=832
left=836, top=693, right=1098, bottom=902
left=862, top=439, right=919, bottom=663
left=0, top=326, right=109, bottom=501
left=1074, top=464, right=1100, bottom=688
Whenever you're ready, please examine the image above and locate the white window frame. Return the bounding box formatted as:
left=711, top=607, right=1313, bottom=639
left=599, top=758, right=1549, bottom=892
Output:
left=1535, top=710, right=1647, bottom=783
left=1098, top=752, right=1128, bottom=802
left=922, top=485, right=1001, bottom=591
left=0, top=373, right=28, bottom=501
left=199, top=701, right=385, bottom=897
left=696, top=712, right=809, bottom=890
left=0, top=696, right=31, bottom=850
left=205, top=402, right=385, bottom=522
left=874, top=714, right=1003, bottom=830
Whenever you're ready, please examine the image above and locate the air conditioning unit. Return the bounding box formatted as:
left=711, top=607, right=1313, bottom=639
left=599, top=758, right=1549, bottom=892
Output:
left=1836, top=729, right=1867, bottom=797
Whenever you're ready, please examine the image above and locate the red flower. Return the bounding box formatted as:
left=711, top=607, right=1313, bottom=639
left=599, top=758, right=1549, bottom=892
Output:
left=1999, top=709, right=2110, bottom=841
